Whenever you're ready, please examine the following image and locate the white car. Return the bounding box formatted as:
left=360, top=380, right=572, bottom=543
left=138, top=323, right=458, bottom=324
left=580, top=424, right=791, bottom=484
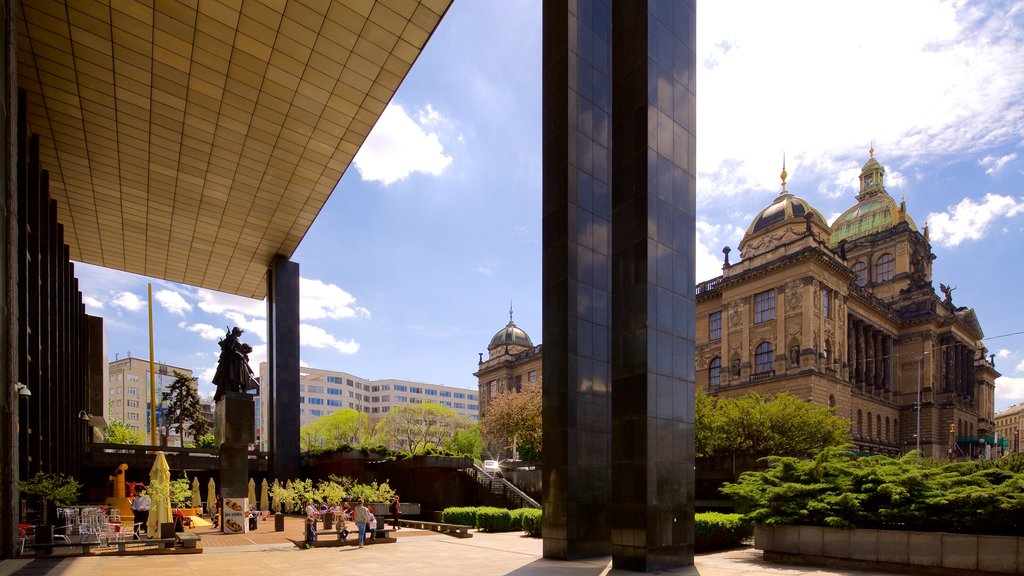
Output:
left=482, top=460, right=500, bottom=474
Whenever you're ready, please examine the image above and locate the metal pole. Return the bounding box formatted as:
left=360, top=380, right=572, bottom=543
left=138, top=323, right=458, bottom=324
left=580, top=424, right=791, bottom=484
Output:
left=916, top=357, right=921, bottom=454
left=148, top=284, right=157, bottom=445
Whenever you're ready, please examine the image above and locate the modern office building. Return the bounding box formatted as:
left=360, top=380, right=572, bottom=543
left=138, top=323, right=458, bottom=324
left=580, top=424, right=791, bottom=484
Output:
left=2, top=0, right=451, bottom=558
left=107, top=355, right=196, bottom=446
left=695, top=152, right=999, bottom=459
left=995, top=403, right=1024, bottom=455
left=257, top=363, right=478, bottom=450
left=475, top=312, right=542, bottom=417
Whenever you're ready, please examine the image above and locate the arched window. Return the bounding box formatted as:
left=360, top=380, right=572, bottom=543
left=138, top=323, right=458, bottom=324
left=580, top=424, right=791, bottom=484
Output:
left=828, top=394, right=836, bottom=408
left=857, top=410, right=863, bottom=435
left=886, top=417, right=891, bottom=440
left=755, top=342, right=774, bottom=373
left=709, top=357, right=721, bottom=388
left=867, top=411, right=873, bottom=437
left=875, top=253, right=895, bottom=282
left=877, top=414, right=882, bottom=439
left=851, top=261, right=868, bottom=286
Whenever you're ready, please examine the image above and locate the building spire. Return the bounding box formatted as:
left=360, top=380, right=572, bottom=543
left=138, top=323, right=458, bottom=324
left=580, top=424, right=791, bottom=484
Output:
left=869, top=142, right=874, bottom=158
left=509, top=300, right=514, bottom=323
left=780, top=153, right=788, bottom=194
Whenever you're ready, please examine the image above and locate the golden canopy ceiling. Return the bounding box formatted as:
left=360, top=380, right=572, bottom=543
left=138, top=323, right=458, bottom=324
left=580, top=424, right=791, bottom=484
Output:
left=17, top=0, right=450, bottom=298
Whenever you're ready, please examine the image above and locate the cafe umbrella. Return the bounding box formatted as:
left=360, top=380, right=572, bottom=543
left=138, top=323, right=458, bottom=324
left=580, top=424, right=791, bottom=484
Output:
left=146, top=452, right=173, bottom=537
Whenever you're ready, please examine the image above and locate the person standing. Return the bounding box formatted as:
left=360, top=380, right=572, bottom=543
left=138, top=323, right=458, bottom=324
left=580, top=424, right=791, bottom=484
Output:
left=131, top=491, right=150, bottom=537
left=353, top=498, right=370, bottom=548
left=388, top=496, right=401, bottom=530
left=304, top=500, right=319, bottom=549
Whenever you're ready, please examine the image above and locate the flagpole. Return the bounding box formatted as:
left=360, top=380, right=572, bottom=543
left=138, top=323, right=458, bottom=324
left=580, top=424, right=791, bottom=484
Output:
left=149, top=283, right=157, bottom=445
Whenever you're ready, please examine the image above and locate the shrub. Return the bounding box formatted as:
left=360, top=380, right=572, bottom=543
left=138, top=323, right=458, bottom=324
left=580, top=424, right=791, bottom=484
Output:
left=475, top=506, right=514, bottom=531
left=519, top=508, right=542, bottom=536
left=694, top=512, right=750, bottom=551
left=441, top=507, right=478, bottom=526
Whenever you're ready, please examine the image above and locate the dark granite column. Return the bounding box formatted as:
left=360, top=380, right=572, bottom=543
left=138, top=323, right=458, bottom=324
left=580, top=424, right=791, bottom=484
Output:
left=267, top=256, right=300, bottom=482
left=541, top=0, right=614, bottom=560
left=609, top=0, right=696, bottom=571
left=216, top=392, right=254, bottom=504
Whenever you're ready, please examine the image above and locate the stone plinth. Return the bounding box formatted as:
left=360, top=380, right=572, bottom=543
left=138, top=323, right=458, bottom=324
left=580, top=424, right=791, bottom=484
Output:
left=216, top=392, right=254, bottom=500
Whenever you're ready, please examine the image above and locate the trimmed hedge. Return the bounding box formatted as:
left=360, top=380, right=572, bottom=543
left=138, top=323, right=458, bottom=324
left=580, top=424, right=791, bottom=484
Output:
left=440, top=506, right=478, bottom=526
left=476, top=506, right=515, bottom=531
left=519, top=508, right=542, bottom=536
left=694, top=512, right=751, bottom=551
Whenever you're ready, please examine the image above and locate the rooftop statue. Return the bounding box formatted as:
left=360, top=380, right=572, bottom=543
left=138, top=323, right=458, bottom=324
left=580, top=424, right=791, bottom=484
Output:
left=213, top=326, right=259, bottom=402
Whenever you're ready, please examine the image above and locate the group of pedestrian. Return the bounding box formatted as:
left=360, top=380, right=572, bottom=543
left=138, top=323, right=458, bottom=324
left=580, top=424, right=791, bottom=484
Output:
left=303, top=495, right=401, bottom=549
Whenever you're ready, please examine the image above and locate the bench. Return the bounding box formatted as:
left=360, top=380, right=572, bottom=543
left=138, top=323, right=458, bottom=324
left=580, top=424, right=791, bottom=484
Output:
left=175, top=532, right=201, bottom=549
left=24, top=540, right=104, bottom=555
left=113, top=537, right=177, bottom=553
left=398, top=520, right=473, bottom=538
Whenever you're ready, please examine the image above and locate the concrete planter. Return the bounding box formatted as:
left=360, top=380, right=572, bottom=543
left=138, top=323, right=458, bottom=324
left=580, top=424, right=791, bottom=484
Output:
left=755, top=524, right=1023, bottom=575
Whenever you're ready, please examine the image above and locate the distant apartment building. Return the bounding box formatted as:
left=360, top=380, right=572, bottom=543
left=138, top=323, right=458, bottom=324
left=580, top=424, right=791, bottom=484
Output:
left=995, top=403, right=1024, bottom=455
left=107, top=355, right=196, bottom=446
left=257, top=363, right=479, bottom=450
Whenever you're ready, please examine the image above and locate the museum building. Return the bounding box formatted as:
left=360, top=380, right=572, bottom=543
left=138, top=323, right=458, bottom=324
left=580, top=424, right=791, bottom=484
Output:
left=694, top=151, right=999, bottom=458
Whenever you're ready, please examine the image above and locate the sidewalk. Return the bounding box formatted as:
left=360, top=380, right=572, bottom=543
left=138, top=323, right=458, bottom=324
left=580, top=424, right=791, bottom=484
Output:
left=1, top=517, right=904, bottom=576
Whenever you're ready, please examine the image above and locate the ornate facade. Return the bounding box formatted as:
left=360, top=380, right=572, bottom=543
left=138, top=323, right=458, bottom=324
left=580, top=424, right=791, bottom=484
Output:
left=695, top=151, right=999, bottom=458
left=995, top=403, right=1024, bottom=455
left=475, top=311, right=542, bottom=417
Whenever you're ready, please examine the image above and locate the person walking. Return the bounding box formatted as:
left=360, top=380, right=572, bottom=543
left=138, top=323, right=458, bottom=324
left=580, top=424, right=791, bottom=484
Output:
left=388, top=496, right=401, bottom=530
left=131, top=491, right=151, bottom=537
left=353, top=498, right=370, bottom=548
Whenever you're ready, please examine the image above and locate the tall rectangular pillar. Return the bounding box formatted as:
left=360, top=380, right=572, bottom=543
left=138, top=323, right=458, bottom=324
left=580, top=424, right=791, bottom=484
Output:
left=542, top=0, right=614, bottom=561
left=610, top=1, right=696, bottom=571
left=267, top=256, right=300, bottom=482
left=542, top=0, right=696, bottom=570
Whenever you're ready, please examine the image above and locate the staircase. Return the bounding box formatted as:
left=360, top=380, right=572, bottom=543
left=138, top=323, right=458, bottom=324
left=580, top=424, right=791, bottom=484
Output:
left=463, top=465, right=540, bottom=509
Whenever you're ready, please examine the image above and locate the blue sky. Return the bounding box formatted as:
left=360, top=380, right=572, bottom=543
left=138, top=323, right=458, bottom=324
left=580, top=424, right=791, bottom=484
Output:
left=76, top=0, right=1024, bottom=412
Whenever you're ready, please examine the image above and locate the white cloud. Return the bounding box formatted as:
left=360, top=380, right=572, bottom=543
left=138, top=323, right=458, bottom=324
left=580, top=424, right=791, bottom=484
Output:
left=474, top=263, right=496, bottom=275
left=182, top=322, right=226, bottom=341
left=979, top=152, right=1018, bottom=174
left=155, top=289, right=192, bottom=316
left=926, top=193, right=1024, bottom=247
left=195, top=289, right=266, bottom=318
left=1016, top=359, right=1024, bottom=373
left=82, top=295, right=103, bottom=310
left=996, top=376, right=1024, bottom=404
left=697, top=1, right=1024, bottom=203
left=300, top=277, right=370, bottom=320
left=353, top=103, right=453, bottom=185
left=996, top=349, right=1012, bottom=359
left=111, top=291, right=145, bottom=312
left=224, top=312, right=267, bottom=344
left=695, top=220, right=746, bottom=282
left=300, top=324, right=360, bottom=355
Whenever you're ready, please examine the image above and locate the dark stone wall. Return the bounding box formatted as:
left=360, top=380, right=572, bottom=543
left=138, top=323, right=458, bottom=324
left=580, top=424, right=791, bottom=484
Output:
left=268, top=256, right=300, bottom=482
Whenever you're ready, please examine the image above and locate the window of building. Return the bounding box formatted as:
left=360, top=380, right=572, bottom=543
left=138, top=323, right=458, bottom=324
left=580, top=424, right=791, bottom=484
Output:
left=327, top=399, right=342, bottom=407
left=875, top=253, right=895, bottom=282
left=393, top=384, right=407, bottom=392
left=851, top=261, right=867, bottom=286
left=857, top=410, right=863, bottom=435
left=410, top=387, right=422, bottom=394
left=346, top=379, right=354, bottom=387
left=381, top=395, right=389, bottom=402
left=310, top=409, right=323, bottom=417
left=127, top=399, right=139, bottom=408
left=328, top=388, right=342, bottom=395
left=877, top=414, right=882, bottom=438
left=381, top=406, right=390, bottom=413
left=709, top=357, right=721, bottom=387
left=425, top=388, right=437, bottom=396
left=489, top=381, right=497, bottom=396
left=396, top=396, right=408, bottom=403
left=440, top=390, right=451, bottom=397
left=127, top=375, right=140, bottom=382
left=754, top=290, right=775, bottom=323
left=454, top=392, right=466, bottom=399
left=455, top=402, right=466, bottom=409
left=371, top=396, right=379, bottom=403
left=308, top=385, right=324, bottom=394
left=372, top=386, right=380, bottom=392
left=327, top=376, right=342, bottom=383
left=822, top=289, right=830, bottom=317
left=127, top=386, right=139, bottom=395
left=128, top=413, right=139, bottom=420
left=528, top=371, right=537, bottom=383
left=299, top=397, right=305, bottom=404
left=468, top=393, right=477, bottom=401
left=754, top=342, right=774, bottom=373
left=709, top=311, right=721, bottom=340
left=372, top=407, right=379, bottom=414
left=468, top=404, right=478, bottom=411
left=867, top=412, right=873, bottom=437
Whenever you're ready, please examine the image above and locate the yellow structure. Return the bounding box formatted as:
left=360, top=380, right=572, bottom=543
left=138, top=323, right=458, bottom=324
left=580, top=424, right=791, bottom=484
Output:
left=695, top=150, right=999, bottom=458
left=104, top=464, right=134, bottom=524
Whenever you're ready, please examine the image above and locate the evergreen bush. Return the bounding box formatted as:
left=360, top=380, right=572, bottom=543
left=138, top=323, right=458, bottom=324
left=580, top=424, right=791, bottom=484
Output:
left=441, top=507, right=478, bottom=526
left=519, top=508, right=542, bottom=536
left=694, top=512, right=750, bottom=551
left=475, top=506, right=514, bottom=531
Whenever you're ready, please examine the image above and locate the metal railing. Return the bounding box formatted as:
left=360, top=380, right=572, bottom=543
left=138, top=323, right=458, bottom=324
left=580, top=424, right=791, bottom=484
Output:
left=463, top=465, right=540, bottom=509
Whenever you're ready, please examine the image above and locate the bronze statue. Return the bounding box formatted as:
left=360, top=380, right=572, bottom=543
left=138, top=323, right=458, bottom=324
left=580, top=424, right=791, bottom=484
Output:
left=213, top=326, right=259, bottom=401
left=939, top=283, right=956, bottom=307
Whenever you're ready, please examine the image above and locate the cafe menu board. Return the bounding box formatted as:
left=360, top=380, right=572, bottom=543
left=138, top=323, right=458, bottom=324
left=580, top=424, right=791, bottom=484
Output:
left=223, top=498, right=248, bottom=534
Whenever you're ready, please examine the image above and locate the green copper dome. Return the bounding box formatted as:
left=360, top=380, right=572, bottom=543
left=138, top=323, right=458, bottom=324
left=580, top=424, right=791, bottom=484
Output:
left=830, top=150, right=917, bottom=246
left=488, top=319, right=533, bottom=350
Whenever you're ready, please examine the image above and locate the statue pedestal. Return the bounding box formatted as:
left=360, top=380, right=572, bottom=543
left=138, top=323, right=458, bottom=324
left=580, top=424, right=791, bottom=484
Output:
left=216, top=392, right=255, bottom=505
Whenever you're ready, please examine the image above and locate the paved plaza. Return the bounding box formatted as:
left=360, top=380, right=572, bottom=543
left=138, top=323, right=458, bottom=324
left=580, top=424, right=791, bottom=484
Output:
left=1, top=516, right=906, bottom=576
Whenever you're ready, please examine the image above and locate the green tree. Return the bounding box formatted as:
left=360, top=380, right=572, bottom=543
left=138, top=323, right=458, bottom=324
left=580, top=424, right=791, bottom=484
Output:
left=696, top=390, right=850, bottom=458
left=299, top=408, right=367, bottom=452
left=161, top=371, right=209, bottom=445
left=373, top=403, right=472, bottom=453
left=480, top=383, right=542, bottom=460
left=103, top=418, right=143, bottom=444
left=196, top=433, right=216, bottom=448
left=445, top=425, right=486, bottom=459
left=19, top=471, right=81, bottom=525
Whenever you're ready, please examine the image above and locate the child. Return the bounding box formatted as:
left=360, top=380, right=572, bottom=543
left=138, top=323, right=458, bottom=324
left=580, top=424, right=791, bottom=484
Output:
left=367, top=512, right=376, bottom=540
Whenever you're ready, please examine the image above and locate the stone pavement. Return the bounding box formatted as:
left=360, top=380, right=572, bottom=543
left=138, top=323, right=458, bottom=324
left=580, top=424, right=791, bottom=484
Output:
left=1, top=516, right=904, bottom=576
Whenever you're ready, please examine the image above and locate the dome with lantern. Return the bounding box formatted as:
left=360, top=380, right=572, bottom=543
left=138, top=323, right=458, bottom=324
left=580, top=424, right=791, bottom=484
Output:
left=738, top=161, right=832, bottom=260
left=830, top=148, right=917, bottom=247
